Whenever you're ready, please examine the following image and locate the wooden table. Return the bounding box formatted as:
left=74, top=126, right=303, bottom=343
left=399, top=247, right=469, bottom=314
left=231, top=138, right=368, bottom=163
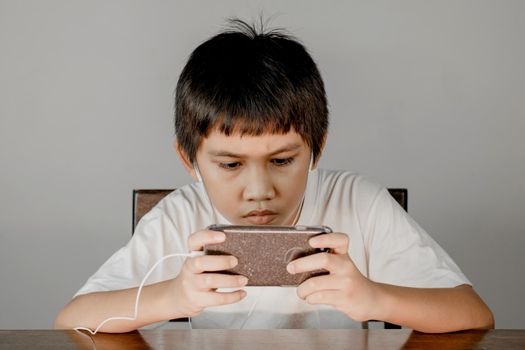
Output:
left=1, top=329, right=524, bottom=349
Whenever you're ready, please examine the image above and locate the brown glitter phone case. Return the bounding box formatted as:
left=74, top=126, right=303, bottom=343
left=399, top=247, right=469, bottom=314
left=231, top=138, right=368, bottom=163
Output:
left=204, top=224, right=332, bottom=286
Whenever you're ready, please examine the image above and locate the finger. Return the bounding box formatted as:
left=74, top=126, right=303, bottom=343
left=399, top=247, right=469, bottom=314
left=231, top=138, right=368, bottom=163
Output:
left=194, top=273, right=249, bottom=290
left=309, top=233, right=349, bottom=255
left=296, top=275, right=351, bottom=300
left=188, top=230, right=226, bottom=251
left=304, top=290, right=343, bottom=307
left=186, top=255, right=238, bottom=274
left=201, top=289, right=247, bottom=307
left=287, top=252, right=340, bottom=275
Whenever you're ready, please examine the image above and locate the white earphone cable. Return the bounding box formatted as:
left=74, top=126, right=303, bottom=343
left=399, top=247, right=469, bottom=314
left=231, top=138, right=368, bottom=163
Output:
left=73, top=155, right=314, bottom=334
left=74, top=251, right=203, bottom=335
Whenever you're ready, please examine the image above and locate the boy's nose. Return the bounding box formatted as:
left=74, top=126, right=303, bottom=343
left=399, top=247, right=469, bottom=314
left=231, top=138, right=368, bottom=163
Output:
left=242, top=167, right=276, bottom=202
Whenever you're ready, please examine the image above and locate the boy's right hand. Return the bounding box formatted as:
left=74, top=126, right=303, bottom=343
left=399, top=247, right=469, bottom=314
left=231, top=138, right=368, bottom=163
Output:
left=168, top=230, right=248, bottom=318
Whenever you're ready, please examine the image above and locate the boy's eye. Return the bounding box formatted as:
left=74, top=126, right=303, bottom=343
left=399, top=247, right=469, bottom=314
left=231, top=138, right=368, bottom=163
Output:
left=271, top=157, right=294, bottom=166
left=218, top=158, right=294, bottom=170
left=219, top=162, right=241, bottom=170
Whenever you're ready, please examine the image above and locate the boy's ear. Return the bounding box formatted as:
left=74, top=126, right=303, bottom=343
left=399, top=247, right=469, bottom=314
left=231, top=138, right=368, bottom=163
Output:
left=173, top=140, right=198, bottom=180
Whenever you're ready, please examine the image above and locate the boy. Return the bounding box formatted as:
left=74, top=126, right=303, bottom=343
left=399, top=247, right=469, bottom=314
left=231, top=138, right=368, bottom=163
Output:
left=55, top=19, right=494, bottom=333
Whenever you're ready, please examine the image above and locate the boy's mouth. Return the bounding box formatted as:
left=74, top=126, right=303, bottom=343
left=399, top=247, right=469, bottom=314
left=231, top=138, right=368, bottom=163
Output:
left=243, top=210, right=278, bottom=225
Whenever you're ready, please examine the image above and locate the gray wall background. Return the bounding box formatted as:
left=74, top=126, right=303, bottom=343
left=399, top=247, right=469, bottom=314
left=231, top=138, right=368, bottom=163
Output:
left=1, top=0, right=524, bottom=329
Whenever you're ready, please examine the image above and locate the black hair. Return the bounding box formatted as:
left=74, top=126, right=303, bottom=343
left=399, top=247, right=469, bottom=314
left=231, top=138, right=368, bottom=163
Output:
left=175, top=18, right=328, bottom=164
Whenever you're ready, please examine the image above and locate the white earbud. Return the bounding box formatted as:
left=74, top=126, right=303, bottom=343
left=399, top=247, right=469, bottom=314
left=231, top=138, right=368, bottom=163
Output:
left=192, top=162, right=219, bottom=224
left=193, top=164, right=203, bottom=182
left=309, top=153, right=315, bottom=173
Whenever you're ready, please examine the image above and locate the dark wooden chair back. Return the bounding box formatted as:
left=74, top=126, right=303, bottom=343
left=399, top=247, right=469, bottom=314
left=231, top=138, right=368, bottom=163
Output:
left=387, top=188, right=408, bottom=211
left=132, top=189, right=174, bottom=233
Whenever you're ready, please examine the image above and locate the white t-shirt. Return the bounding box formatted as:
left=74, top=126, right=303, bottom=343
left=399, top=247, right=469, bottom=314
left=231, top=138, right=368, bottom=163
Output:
left=75, top=169, right=470, bottom=329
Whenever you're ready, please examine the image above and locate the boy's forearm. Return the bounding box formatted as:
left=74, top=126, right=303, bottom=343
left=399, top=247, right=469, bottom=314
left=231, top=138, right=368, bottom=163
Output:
left=54, top=279, right=181, bottom=333
left=375, top=283, right=494, bottom=333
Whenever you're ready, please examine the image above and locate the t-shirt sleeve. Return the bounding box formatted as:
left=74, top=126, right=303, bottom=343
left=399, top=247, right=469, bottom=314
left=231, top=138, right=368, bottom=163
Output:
left=359, top=179, right=471, bottom=288
left=73, top=206, right=187, bottom=298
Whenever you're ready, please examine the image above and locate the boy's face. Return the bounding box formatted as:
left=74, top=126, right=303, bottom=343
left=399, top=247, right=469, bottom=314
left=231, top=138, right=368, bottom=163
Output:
left=177, top=128, right=317, bottom=225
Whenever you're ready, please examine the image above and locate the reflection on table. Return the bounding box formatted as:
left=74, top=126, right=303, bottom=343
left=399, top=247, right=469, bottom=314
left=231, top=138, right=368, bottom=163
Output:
left=2, top=329, right=523, bottom=350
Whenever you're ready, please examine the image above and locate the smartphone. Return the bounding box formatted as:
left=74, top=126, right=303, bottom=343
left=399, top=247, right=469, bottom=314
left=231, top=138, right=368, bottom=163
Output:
left=204, top=224, right=332, bottom=286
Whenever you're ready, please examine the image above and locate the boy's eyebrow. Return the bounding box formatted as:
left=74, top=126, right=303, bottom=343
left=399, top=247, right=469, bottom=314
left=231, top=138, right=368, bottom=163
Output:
left=208, top=143, right=303, bottom=158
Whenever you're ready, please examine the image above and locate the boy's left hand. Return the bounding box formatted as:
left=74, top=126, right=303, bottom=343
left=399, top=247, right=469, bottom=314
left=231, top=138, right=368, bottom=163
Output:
left=287, top=232, right=382, bottom=322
